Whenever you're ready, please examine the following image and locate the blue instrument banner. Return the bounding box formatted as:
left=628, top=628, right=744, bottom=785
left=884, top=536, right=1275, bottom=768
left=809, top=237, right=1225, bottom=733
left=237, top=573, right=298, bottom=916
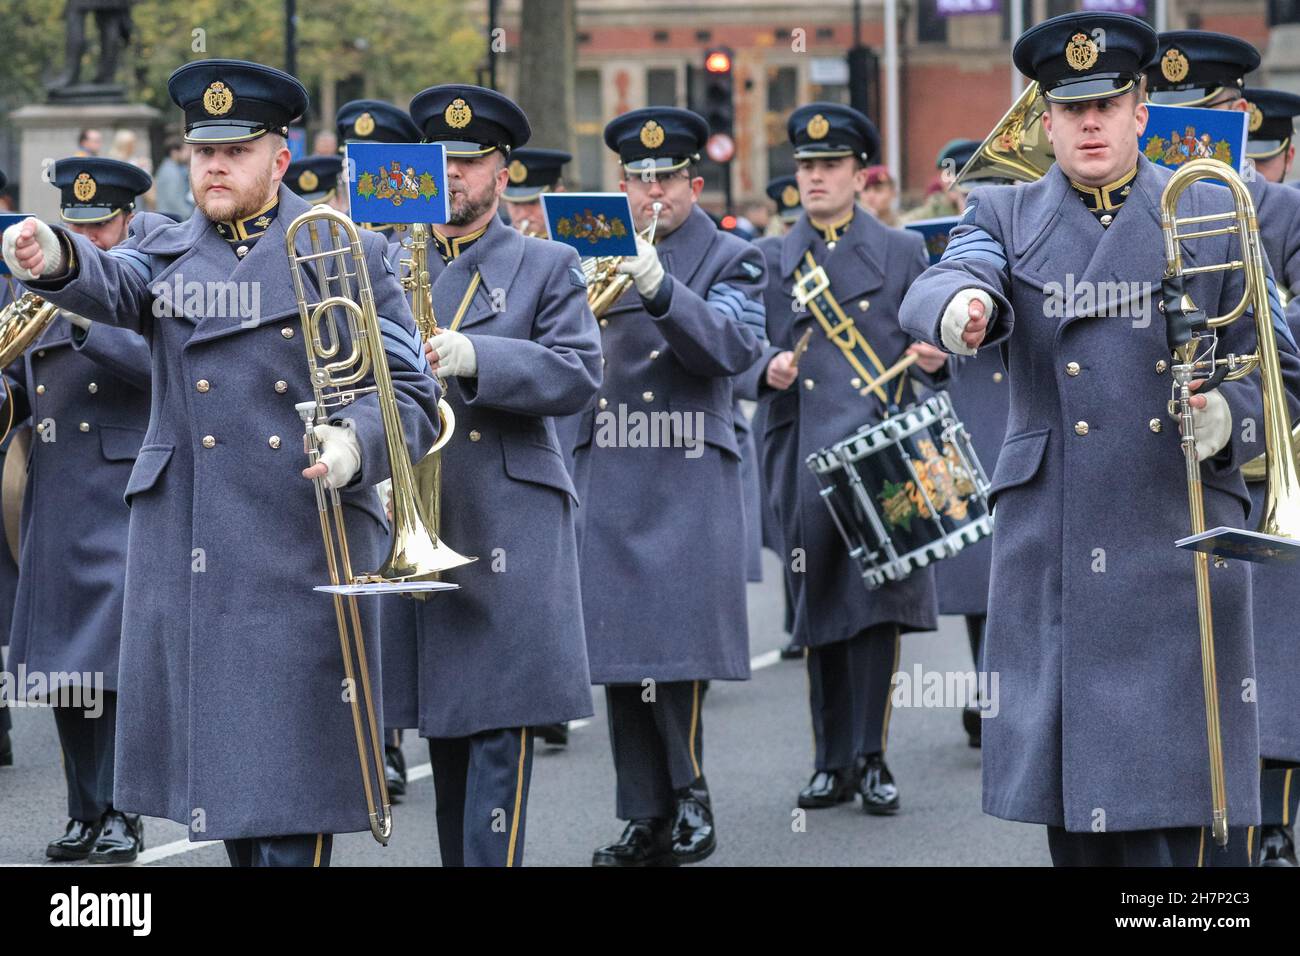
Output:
left=345, top=143, right=449, bottom=225
left=1141, top=105, right=1249, bottom=175
left=904, top=215, right=962, bottom=265
left=541, top=193, right=638, bottom=257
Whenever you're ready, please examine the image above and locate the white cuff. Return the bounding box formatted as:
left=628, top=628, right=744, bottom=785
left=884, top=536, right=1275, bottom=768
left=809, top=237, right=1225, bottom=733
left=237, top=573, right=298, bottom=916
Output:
left=314, top=422, right=362, bottom=489
left=940, top=288, right=992, bottom=357
left=1, top=218, right=64, bottom=282
left=1193, top=390, right=1232, bottom=463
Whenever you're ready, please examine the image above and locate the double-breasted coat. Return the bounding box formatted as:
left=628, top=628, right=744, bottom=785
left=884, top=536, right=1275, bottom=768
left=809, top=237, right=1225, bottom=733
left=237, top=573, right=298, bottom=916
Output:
left=574, top=205, right=764, bottom=684
left=23, top=188, right=441, bottom=841
left=1245, top=174, right=1300, bottom=764
left=4, top=314, right=150, bottom=695
left=381, top=216, right=602, bottom=739
left=899, top=157, right=1300, bottom=832
left=760, top=210, right=940, bottom=650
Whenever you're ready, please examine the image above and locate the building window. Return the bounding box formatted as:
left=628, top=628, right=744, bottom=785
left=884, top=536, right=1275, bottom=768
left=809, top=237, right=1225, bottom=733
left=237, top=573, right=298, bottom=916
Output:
left=766, top=65, right=799, bottom=181
left=574, top=68, right=604, bottom=190
left=917, top=0, right=949, bottom=44
left=647, top=68, right=677, bottom=107
left=696, top=30, right=712, bottom=42
left=653, top=30, right=670, bottom=44
left=577, top=31, right=591, bottom=45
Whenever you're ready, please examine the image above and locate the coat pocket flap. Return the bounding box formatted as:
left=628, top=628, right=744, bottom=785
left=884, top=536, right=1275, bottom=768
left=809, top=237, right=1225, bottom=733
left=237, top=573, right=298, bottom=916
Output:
left=99, top=424, right=145, bottom=462
left=668, top=400, right=740, bottom=458
left=988, top=428, right=1050, bottom=505
left=501, top=436, right=578, bottom=501
left=124, top=443, right=175, bottom=503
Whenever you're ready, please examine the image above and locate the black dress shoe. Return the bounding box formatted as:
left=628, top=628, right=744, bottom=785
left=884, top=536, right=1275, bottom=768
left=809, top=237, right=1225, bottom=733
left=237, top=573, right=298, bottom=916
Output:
left=385, top=745, right=407, bottom=801
left=779, top=641, right=803, bottom=660
left=0, top=729, right=12, bottom=767
left=536, top=723, right=569, bottom=747
left=87, top=811, right=143, bottom=864
left=962, top=706, right=982, bottom=748
left=671, top=780, right=716, bottom=864
left=47, top=819, right=101, bottom=861
left=797, top=769, right=857, bottom=809
left=857, top=753, right=900, bottom=815
left=1258, top=824, right=1298, bottom=867
left=592, top=819, right=676, bottom=867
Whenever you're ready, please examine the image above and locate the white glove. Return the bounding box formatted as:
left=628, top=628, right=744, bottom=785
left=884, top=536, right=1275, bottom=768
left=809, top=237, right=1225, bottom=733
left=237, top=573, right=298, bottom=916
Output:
left=2, top=217, right=64, bottom=281
left=616, top=235, right=665, bottom=299
left=65, top=313, right=92, bottom=331
left=940, top=288, right=993, bottom=357
left=376, top=478, right=393, bottom=521
left=1191, top=389, right=1232, bottom=463
left=429, top=329, right=478, bottom=378
left=314, top=422, right=362, bottom=490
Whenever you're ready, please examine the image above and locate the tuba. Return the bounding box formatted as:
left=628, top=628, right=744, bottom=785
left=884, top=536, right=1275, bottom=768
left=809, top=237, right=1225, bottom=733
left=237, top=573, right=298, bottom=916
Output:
left=582, top=201, right=662, bottom=318
left=956, top=82, right=1054, bottom=188
left=0, top=288, right=60, bottom=443
left=1160, top=158, right=1300, bottom=847
left=284, top=205, right=456, bottom=844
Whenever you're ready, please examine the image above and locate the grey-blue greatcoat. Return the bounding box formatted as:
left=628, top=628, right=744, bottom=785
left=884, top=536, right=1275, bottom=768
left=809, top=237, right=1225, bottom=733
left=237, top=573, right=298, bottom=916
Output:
left=575, top=205, right=763, bottom=683
left=762, top=211, right=939, bottom=650
left=899, top=157, right=1300, bottom=832
left=385, top=216, right=602, bottom=738
left=0, top=281, right=20, bottom=640
left=4, top=314, right=149, bottom=694
left=934, top=347, right=1010, bottom=616
left=1246, top=174, right=1300, bottom=763
left=21, top=188, right=441, bottom=841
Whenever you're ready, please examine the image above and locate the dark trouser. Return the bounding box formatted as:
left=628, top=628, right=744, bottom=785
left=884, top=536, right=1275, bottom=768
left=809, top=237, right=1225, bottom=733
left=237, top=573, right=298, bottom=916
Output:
left=1047, top=825, right=1256, bottom=867
left=806, top=625, right=900, bottom=772
left=606, top=681, right=704, bottom=820
left=966, top=614, right=985, bottom=671
left=52, top=692, right=117, bottom=822
left=1260, top=760, right=1299, bottom=826
left=387, top=728, right=402, bottom=748
left=224, top=834, right=332, bottom=867
left=427, top=727, right=533, bottom=867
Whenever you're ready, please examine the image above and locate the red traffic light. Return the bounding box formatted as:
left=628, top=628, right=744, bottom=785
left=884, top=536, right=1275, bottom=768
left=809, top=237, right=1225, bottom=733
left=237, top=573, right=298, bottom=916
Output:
left=705, top=50, right=732, bottom=73
left=721, top=214, right=738, bottom=230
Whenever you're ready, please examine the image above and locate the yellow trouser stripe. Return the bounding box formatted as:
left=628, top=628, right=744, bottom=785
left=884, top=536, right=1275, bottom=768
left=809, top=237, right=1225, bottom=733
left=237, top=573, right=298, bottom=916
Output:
left=506, top=728, right=528, bottom=867
left=880, top=628, right=902, bottom=753
left=312, top=833, right=323, bottom=867
left=1285, top=769, right=1294, bottom=827
left=1197, top=827, right=1205, bottom=868
left=688, top=681, right=702, bottom=780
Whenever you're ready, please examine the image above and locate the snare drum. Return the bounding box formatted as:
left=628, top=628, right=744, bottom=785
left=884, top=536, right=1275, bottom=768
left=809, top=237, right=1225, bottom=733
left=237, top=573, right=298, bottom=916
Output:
left=806, top=391, right=993, bottom=589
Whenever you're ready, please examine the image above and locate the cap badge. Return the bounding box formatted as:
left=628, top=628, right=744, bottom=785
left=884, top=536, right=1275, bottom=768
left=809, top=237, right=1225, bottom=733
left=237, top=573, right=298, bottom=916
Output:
left=354, top=112, right=376, bottom=137
left=1161, top=48, right=1190, bottom=84
left=640, top=120, right=665, bottom=149
left=445, top=98, right=473, bottom=130
left=508, top=159, right=528, bottom=184
left=781, top=184, right=800, bottom=207
left=203, top=81, right=234, bottom=116
left=1249, top=102, right=1264, bottom=133
left=73, top=172, right=96, bottom=202
left=807, top=113, right=830, bottom=140
left=1065, top=33, right=1099, bottom=73
left=298, top=169, right=319, bottom=192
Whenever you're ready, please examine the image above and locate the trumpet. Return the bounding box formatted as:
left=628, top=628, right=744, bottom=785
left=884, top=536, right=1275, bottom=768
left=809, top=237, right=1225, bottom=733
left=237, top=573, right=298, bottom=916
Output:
left=0, top=287, right=60, bottom=443
left=582, top=200, right=662, bottom=318
left=285, top=205, right=451, bottom=844
left=1160, top=158, right=1300, bottom=847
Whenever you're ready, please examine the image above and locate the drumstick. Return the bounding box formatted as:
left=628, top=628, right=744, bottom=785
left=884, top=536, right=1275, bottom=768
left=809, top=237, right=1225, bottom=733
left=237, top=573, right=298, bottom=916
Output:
left=858, top=351, right=919, bottom=398
left=790, top=328, right=813, bottom=370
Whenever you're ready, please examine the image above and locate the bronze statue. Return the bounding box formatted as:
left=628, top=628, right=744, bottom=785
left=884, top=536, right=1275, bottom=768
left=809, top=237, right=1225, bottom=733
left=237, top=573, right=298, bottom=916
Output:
left=49, top=0, right=133, bottom=99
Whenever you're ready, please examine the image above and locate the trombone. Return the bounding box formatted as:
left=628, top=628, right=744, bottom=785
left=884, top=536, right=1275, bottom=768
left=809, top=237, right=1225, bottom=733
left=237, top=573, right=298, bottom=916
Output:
left=582, top=200, right=662, bottom=318
left=284, top=205, right=454, bottom=844
left=1160, top=158, right=1300, bottom=847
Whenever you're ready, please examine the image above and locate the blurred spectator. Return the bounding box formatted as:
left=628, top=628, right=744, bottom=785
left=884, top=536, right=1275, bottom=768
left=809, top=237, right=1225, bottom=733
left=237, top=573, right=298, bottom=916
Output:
left=313, top=130, right=339, bottom=156
left=77, top=128, right=102, bottom=157
left=154, top=135, right=195, bottom=221
left=859, top=165, right=899, bottom=226
left=741, top=199, right=770, bottom=235
left=108, top=129, right=156, bottom=211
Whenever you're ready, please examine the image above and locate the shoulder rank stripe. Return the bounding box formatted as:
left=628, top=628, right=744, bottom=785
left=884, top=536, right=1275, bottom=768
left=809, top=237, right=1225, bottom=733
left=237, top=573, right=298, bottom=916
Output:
left=708, top=281, right=768, bottom=341
left=939, top=227, right=1008, bottom=270
left=378, top=315, right=429, bottom=373
left=108, top=247, right=153, bottom=283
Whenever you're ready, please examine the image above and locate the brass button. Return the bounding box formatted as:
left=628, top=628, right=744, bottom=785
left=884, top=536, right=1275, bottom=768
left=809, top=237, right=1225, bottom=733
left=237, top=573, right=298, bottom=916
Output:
left=599, top=318, right=609, bottom=328
left=649, top=350, right=660, bottom=360
left=196, top=379, right=210, bottom=393
left=468, top=430, right=481, bottom=442
left=804, top=378, right=815, bottom=390
left=281, top=327, right=295, bottom=339
left=1149, top=418, right=1162, bottom=433
left=35, top=384, right=45, bottom=395
left=858, top=300, right=870, bottom=312
left=598, top=397, right=608, bottom=410
left=34, top=422, right=44, bottom=434
left=1065, top=362, right=1080, bottom=377
left=1155, top=359, right=1168, bottom=374
left=87, top=382, right=97, bottom=394
left=1074, top=421, right=1089, bottom=436
left=78, top=422, right=89, bottom=432
left=993, top=371, right=1004, bottom=382
left=236, top=245, right=249, bottom=258
left=202, top=435, right=216, bottom=448
left=1099, top=214, right=1113, bottom=227
left=850, top=377, right=862, bottom=389
left=642, top=391, right=654, bottom=402
left=274, top=380, right=288, bottom=394
left=268, top=435, right=281, bottom=449
left=36, top=350, right=45, bottom=358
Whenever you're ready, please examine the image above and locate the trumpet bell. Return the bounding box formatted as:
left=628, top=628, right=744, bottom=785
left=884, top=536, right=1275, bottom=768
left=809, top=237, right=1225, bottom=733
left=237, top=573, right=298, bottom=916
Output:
left=956, top=82, right=1054, bottom=188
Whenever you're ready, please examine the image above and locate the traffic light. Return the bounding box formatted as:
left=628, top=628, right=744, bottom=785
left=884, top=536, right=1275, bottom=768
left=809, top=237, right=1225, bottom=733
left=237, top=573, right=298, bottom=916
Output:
left=700, top=47, right=735, bottom=137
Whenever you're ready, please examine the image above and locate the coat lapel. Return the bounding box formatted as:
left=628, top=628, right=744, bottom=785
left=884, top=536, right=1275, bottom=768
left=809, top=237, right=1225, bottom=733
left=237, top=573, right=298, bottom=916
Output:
left=429, top=215, right=523, bottom=332
left=655, top=206, right=714, bottom=287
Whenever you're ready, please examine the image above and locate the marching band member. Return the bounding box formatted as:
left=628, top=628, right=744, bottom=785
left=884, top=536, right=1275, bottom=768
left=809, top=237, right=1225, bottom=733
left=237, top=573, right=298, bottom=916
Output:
left=0, top=165, right=16, bottom=769
left=501, top=147, right=569, bottom=238
left=900, top=13, right=1300, bottom=865
left=285, top=154, right=346, bottom=212
left=579, top=106, right=763, bottom=867
left=399, top=83, right=601, bottom=866
left=757, top=103, right=945, bottom=817
left=2, top=59, right=440, bottom=867
left=3, top=158, right=151, bottom=862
